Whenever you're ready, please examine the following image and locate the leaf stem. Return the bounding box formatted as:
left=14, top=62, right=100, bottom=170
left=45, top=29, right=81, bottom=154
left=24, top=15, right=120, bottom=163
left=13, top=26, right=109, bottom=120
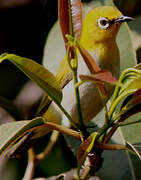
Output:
left=56, top=101, right=77, bottom=128
left=36, top=130, right=59, bottom=161
left=116, top=118, right=141, bottom=127
left=97, top=87, right=109, bottom=123
left=66, top=44, right=88, bottom=138
left=42, top=122, right=80, bottom=140
left=73, top=69, right=88, bottom=137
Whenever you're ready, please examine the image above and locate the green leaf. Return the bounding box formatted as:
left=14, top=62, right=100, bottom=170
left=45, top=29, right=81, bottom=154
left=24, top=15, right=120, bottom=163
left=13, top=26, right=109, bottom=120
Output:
left=108, top=67, right=141, bottom=121
left=121, top=77, right=141, bottom=99
left=119, top=125, right=141, bottom=180
left=117, top=23, right=137, bottom=73
left=0, top=117, right=43, bottom=156
left=0, top=53, right=62, bottom=105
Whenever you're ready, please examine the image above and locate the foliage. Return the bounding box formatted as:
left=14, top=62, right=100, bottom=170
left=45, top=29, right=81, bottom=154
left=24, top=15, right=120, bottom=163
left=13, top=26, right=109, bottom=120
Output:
left=0, top=0, right=141, bottom=179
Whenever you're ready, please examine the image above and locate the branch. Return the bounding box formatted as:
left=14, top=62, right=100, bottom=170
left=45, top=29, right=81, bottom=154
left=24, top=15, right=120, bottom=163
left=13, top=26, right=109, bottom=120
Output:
left=36, top=131, right=59, bottom=161
left=42, top=122, right=80, bottom=140
left=22, top=148, right=35, bottom=180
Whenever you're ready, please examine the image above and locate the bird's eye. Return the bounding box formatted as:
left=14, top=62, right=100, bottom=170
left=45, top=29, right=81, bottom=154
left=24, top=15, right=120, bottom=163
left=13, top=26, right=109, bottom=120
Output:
left=98, top=17, right=109, bottom=30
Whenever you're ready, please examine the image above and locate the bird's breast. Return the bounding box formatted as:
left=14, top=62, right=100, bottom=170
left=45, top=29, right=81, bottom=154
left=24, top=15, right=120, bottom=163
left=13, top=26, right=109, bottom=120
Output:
left=61, top=50, right=119, bottom=124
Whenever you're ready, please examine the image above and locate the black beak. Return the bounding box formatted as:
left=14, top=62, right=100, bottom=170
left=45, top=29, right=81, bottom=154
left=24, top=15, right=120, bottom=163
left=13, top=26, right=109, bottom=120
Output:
left=115, top=15, right=134, bottom=23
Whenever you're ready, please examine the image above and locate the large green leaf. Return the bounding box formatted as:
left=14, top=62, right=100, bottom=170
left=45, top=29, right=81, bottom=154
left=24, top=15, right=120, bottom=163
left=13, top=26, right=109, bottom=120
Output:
left=117, top=23, right=137, bottom=72
left=0, top=117, right=43, bottom=156
left=0, top=53, right=62, bottom=105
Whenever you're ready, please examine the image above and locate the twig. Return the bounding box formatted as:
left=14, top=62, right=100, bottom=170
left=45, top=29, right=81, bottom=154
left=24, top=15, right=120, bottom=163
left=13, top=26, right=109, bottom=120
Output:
left=56, top=102, right=77, bottom=128
left=95, top=142, right=127, bottom=151
left=42, top=122, right=80, bottom=140
left=36, top=130, right=59, bottom=161
left=66, top=45, right=88, bottom=138
left=22, top=148, right=35, bottom=180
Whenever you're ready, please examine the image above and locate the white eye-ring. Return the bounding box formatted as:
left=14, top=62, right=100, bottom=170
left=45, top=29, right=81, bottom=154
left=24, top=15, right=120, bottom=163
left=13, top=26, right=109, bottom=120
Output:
left=98, top=17, right=110, bottom=30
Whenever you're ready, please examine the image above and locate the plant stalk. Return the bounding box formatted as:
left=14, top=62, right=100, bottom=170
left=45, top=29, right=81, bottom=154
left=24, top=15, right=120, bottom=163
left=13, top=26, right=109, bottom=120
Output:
left=73, top=69, right=88, bottom=138
left=80, top=165, right=91, bottom=180
left=57, top=102, right=77, bottom=128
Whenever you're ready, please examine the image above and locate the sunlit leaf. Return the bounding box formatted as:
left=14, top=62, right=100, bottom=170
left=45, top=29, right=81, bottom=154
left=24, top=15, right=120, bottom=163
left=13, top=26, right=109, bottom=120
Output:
left=125, top=77, right=141, bottom=92
left=0, top=53, right=62, bottom=105
left=135, top=63, right=141, bottom=70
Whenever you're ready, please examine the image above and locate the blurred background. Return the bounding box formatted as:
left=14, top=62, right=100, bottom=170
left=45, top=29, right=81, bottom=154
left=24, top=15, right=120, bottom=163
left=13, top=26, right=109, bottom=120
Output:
left=0, top=0, right=140, bottom=179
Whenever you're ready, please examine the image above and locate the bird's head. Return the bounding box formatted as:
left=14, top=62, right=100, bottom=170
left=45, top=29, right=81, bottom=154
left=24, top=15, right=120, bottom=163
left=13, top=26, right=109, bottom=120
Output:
left=80, top=6, right=133, bottom=49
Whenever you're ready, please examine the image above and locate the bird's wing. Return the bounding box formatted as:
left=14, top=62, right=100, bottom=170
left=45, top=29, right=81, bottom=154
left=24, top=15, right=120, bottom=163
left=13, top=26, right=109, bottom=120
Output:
left=56, top=56, right=73, bottom=88
left=37, top=57, right=72, bottom=116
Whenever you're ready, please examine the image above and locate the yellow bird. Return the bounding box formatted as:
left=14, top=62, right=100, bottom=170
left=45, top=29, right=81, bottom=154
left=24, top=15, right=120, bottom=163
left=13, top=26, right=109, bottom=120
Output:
left=41, top=6, right=133, bottom=126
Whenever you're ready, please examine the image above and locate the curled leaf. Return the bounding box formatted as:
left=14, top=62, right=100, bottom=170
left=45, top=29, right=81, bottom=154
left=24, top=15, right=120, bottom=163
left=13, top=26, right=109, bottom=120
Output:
left=59, top=0, right=70, bottom=45
left=0, top=117, right=43, bottom=156
left=59, top=0, right=82, bottom=46
left=71, top=0, right=82, bottom=41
